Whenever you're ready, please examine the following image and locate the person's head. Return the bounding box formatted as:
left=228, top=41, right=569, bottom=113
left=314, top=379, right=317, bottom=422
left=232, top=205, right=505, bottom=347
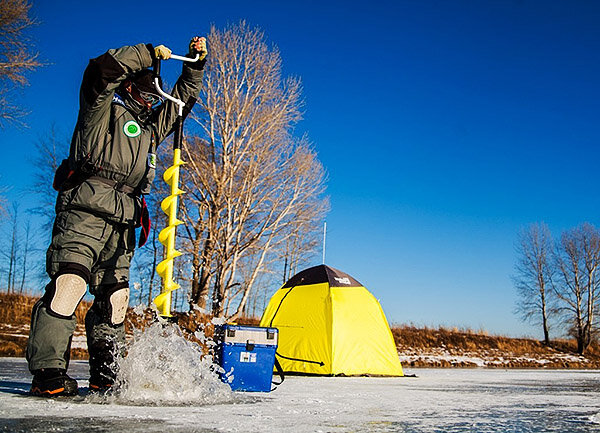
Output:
left=120, top=69, right=163, bottom=111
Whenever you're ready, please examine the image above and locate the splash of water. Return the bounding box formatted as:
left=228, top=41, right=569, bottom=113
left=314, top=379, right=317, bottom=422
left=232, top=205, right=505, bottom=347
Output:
left=105, top=321, right=234, bottom=406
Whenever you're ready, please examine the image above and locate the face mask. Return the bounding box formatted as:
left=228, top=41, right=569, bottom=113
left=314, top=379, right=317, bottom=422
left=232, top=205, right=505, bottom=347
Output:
left=118, top=89, right=153, bottom=123
left=138, top=89, right=163, bottom=108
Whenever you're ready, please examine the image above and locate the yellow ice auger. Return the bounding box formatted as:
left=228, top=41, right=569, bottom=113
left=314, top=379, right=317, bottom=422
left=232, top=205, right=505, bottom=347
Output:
left=151, top=52, right=200, bottom=318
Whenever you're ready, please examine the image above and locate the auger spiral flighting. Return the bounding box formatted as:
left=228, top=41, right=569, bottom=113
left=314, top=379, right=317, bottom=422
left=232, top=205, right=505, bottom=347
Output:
left=154, top=147, right=185, bottom=317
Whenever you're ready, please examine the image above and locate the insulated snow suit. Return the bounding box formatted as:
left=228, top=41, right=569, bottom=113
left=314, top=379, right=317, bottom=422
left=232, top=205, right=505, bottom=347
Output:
left=27, top=43, right=204, bottom=378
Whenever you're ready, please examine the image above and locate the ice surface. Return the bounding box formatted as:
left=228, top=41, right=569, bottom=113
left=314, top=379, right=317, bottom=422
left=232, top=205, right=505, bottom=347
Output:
left=0, top=358, right=599, bottom=433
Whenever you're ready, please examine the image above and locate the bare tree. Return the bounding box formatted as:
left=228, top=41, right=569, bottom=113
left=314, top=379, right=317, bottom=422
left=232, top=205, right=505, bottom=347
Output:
left=513, top=222, right=555, bottom=345
left=279, top=215, right=324, bottom=284
left=28, top=125, right=67, bottom=228
left=179, top=22, right=328, bottom=319
left=554, top=223, right=600, bottom=354
left=18, top=218, right=31, bottom=293
left=0, top=188, right=7, bottom=219
left=0, top=0, right=41, bottom=126
left=4, top=203, right=19, bottom=292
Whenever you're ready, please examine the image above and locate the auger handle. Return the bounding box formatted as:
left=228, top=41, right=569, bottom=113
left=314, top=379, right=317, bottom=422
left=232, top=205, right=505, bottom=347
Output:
left=152, top=53, right=199, bottom=75
left=152, top=54, right=200, bottom=117
left=153, top=57, right=161, bottom=76
left=170, top=53, right=200, bottom=62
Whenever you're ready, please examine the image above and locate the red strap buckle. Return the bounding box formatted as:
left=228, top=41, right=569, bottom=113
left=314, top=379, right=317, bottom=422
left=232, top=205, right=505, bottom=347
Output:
left=138, top=197, right=151, bottom=247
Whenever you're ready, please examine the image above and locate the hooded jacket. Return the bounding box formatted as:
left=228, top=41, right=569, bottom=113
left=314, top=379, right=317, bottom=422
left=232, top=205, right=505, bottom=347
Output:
left=58, top=43, right=204, bottom=224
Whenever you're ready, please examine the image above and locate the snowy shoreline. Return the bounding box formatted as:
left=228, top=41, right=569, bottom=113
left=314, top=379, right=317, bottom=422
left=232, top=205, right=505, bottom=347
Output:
left=398, top=348, right=596, bottom=369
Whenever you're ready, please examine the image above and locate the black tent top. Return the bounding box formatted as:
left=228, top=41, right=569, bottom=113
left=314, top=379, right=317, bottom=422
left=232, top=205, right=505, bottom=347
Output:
left=282, top=265, right=363, bottom=288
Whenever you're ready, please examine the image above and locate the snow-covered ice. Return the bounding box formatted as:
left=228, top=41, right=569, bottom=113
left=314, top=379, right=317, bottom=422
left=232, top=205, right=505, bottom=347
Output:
left=1, top=357, right=599, bottom=432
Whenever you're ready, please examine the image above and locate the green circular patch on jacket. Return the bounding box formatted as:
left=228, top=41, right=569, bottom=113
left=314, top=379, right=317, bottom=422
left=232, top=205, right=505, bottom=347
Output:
left=123, top=120, right=141, bottom=138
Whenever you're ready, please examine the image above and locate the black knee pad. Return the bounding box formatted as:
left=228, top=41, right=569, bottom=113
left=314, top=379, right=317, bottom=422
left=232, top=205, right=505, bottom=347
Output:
left=90, top=282, right=130, bottom=327
left=56, top=262, right=91, bottom=282
left=42, top=262, right=91, bottom=319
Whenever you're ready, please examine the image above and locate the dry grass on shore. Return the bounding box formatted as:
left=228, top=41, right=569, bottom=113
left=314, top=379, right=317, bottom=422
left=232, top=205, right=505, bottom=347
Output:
left=0, top=292, right=92, bottom=359
left=393, top=324, right=600, bottom=368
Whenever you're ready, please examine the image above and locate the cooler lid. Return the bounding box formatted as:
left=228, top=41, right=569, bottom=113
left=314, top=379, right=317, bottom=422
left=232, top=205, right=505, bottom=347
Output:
left=219, top=325, right=278, bottom=345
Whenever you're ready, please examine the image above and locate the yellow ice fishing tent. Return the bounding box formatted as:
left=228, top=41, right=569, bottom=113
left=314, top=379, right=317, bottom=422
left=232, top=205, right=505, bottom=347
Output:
left=259, top=265, right=403, bottom=376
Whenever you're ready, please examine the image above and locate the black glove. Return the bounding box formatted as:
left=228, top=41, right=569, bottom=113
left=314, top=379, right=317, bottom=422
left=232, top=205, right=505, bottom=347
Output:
left=186, top=36, right=207, bottom=70
left=189, top=36, right=208, bottom=60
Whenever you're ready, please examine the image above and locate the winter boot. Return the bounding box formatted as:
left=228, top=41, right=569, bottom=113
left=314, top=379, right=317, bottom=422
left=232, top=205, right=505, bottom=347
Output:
left=85, top=288, right=128, bottom=394
left=30, top=368, right=78, bottom=397
left=88, top=339, right=119, bottom=393
left=88, top=348, right=116, bottom=393
left=88, top=373, right=115, bottom=393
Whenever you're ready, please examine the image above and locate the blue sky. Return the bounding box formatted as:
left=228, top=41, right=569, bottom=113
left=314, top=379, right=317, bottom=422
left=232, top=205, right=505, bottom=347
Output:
left=1, top=0, right=600, bottom=337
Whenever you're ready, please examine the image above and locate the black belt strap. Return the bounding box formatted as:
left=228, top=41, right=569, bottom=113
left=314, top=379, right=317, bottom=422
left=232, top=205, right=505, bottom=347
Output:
left=89, top=176, right=137, bottom=195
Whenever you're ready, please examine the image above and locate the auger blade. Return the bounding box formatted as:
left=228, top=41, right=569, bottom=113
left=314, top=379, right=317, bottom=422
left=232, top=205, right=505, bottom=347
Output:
left=158, top=226, right=176, bottom=244
left=153, top=286, right=179, bottom=317
left=163, top=165, right=184, bottom=182
left=156, top=258, right=173, bottom=276
left=160, top=195, right=179, bottom=213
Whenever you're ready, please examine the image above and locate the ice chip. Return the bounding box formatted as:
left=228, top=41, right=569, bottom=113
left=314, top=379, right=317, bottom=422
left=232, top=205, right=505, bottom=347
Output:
left=112, top=322, right=233, bottom=405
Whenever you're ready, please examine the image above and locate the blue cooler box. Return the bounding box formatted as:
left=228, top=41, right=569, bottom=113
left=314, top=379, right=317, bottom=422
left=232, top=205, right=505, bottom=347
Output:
left=215, top=325, right=278, bottom=392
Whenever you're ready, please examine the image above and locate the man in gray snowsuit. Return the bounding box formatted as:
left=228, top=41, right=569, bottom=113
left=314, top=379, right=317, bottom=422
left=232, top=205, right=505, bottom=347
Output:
left=26, top=36, right=207, bottom=396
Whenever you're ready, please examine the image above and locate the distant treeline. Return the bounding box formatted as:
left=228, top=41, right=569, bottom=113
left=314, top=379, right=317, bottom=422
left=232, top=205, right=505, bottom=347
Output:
left=514, top=222, right=600, bottom=355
